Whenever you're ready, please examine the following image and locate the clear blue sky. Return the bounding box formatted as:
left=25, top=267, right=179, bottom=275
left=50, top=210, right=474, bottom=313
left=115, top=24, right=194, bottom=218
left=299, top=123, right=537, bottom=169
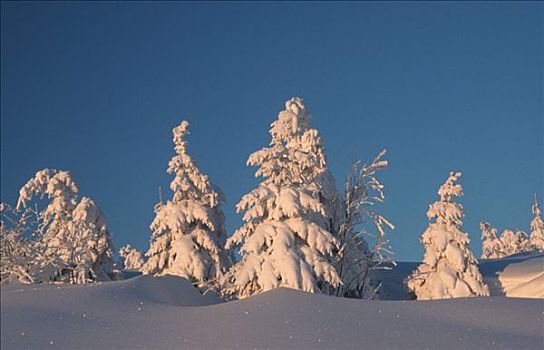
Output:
left=1, top=2, right=542, bottom=261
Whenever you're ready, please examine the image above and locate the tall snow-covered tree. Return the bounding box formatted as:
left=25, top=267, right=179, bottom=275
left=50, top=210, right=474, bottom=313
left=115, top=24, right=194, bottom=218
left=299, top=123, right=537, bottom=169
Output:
left=119, top=244, right=144, bottom=271
left=141, top=121, right=227, bottom=288
left=529, top=194, right=544, bottom=252
left=225, top=97, right=341, bottom=298
left=16, top=169, right=120, bottom=284
left=480, top=221, right=502, bottom=259
left=406, top=172, right=489, bottom=300
left=330, top=151, right=395, bottom=299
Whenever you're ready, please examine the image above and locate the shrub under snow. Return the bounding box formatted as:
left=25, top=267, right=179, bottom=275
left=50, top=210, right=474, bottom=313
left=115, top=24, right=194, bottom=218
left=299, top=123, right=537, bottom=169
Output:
left=0, top=204, right=36, bottom=284
left=498, top=229, right=530, bottom=257
left=16, top=169, right=120, bottom=284
left=119, top=244, right=144, bottom=271
left=480, top=221, right=532, bottom=259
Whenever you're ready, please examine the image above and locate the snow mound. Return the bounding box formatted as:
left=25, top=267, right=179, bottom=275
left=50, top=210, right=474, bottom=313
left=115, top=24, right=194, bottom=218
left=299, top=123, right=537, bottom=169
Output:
left=2, top=276, right=543, bottom=349
left=498, top=255, right=544, bottom=298
left=1, top=274, right=221, bottom=307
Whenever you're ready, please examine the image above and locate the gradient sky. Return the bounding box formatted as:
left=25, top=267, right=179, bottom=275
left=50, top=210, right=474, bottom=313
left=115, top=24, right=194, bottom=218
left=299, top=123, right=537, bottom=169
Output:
left=1, top=2, right=542, bottom=261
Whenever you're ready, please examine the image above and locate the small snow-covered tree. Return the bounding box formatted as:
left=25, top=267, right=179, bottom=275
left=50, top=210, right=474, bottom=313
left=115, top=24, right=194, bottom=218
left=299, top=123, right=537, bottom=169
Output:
left=481, top=221, right=532, bottom=259
left=330, top=151, right=395, bottom=299
left=119, top=244, right=144, bottom=271
left=17, top=169, right=78, bottom=274
left=529, top=194, right=544, bottom=252
left=480, top=221, right=502, bottom=259
left=406, top=172, right=489, bottom=300
left=498, top=229, right=530, bottom=257
left=225, top=97, right=341, bottom=298
left=141, top=121, right=227, bottom=289
left=69, top=197, right=120, bottom=283
left=16, top=169, right=120, bottom=283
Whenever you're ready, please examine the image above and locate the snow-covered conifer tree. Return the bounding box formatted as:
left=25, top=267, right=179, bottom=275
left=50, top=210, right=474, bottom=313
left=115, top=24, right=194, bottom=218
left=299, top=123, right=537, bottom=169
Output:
left=141, top=121, right=227, bottom=288
left=16, top=169, right=119, bottom=283
left=225, top=97, right=341, bottom=298
left=119, top=244, right=144, bottom=271
left=480, top=221, right=502, bottom=259
left=529, top=194, right=544, bottom=252
left=406, top=172, right=489, bottom=300
left=70, top=197, right=120, bottom=283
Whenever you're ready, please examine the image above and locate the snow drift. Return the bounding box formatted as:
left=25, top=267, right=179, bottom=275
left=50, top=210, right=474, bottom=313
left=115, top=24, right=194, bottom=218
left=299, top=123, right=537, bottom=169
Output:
left=498, top=254, right=544, bottom=298
left=1, top=254, right=542, bottom=349
left=2, top=262, right=543, bottom=350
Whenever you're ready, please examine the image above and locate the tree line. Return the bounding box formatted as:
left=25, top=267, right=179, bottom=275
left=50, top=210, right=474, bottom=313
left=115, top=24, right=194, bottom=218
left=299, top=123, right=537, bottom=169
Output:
left=1, top=97, right=542, bottom=301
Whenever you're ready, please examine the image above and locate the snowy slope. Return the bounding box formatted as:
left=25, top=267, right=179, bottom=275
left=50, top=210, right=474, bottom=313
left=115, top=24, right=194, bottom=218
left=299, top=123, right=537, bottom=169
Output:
left=498, top=255, right=544, bottom=298
left=2, top=273, right=543, bottom=349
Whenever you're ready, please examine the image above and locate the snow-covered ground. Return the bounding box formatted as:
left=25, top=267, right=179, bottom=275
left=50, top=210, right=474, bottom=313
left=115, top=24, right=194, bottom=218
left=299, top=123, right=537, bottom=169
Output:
left=1, top=254, right=542, bottom=349
left=497, top=253, right=544, bottom=298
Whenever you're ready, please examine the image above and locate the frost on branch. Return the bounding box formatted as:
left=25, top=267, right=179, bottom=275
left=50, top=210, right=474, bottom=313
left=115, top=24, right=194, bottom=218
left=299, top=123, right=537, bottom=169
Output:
left=0, top=203, right=37, bottom=284
left=406, top=172, right=489, bottom=300
left=224, top=97, right=341, bottom=298
left=529, top=194, right=544, bottom=252
left=329, top=150, right=395, bottom=299
left=141, top=121, right=228, bottom=290
left=16, top=169, right=120, bottom=284
left=119, top=244, right=144, bottom=271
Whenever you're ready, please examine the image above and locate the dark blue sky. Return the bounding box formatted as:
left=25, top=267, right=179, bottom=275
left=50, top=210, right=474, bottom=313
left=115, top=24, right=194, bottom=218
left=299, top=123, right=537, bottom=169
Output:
left=1, top=2, right=542, bottom=261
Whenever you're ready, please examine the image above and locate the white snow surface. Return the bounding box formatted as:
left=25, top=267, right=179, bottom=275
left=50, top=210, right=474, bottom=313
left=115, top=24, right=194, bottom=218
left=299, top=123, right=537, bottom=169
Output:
left=498, top=254, right=544, bottom=298
left=2, top=255, right=543, bottom=349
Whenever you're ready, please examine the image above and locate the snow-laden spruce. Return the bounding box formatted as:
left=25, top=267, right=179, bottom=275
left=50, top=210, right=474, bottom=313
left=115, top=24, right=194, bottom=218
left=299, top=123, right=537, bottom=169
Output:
left=141, top=121, right=228, bottom=288
left=247, top=96, right=339, bottom=226
left=119, top=244, right=144, bottom=271
left=70, top=197, right=120, bottom=283
left=529, top=194, right=544, bottom=251
left=330, top=151, right=395, bottom=298
left=406, top=172, right=489, bottom=300
left=480, top=221, right=502, bottom=259
left=225, top=97, right=341, bottom=298
left=16, top=169, right=120, bottom=283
